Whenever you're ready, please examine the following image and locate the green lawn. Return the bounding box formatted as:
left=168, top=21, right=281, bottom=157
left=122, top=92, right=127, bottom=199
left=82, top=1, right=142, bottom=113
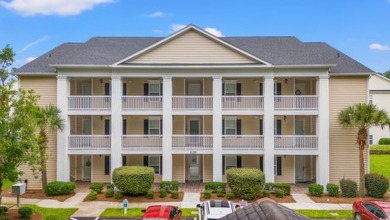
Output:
left=24, top=204, right=78, bottom=220
left=1, top=179, right=15, bottom=190
left=100, top=208, right=198, bottom=218
left=370, top=154, right=390, bottom=191
left=295, top=210, right=353, bottom=219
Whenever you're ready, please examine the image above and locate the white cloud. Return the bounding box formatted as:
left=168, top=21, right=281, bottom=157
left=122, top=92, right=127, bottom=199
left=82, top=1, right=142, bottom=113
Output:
left=153, top=29, right=163, bottom=33
left=0, top=0, right=114, bottom=16
left=146, top=11, right=165, bottom=17
left=20, top=35, right=49, bottom=52
left=170, top=24, right=186, bottom=32
left=204, top=27, right=224, bottom=37
left=25, top=57, right=37, bottom=63
left=369, top=43, right=390, bottom=51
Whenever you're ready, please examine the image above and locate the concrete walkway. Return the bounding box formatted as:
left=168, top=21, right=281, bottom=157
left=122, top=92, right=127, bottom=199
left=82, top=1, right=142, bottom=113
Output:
left=280, top=193, right=352, bottom=210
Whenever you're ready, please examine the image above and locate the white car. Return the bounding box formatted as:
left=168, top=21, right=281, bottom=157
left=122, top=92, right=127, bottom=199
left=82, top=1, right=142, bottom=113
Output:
left=196, top=200, right=239, bottom=220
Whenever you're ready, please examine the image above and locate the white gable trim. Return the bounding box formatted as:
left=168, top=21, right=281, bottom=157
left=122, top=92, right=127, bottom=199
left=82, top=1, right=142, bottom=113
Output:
left=111, top=25, right=272, bottom=66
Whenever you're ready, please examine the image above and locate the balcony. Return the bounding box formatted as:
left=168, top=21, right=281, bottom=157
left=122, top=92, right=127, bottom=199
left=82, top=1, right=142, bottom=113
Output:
left=222, top=135, right=264, bottom=149
left=122, top=96, right=162, bottom=110
left=222, top=96, right=264, bottom=111
left=172, top=135, right=213, bottom=153
left=122, top=135, right=162, bottom=149
left=274, top=135, right=318, bottom=151
left=172, top=96, right=213, bottom=112
left=274, top=96, right=318, bottom=110
left=68, top=135, right=111, bottom=153
left=68, top=96, right=111, bottom=110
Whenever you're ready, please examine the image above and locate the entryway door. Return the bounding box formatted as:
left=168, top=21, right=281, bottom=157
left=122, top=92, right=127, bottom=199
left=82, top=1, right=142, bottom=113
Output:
left=83, top=155, right=92, bottom=181
left=295, top=155, right=305, bottom=182
left=187, top=155, right=202, bottom=181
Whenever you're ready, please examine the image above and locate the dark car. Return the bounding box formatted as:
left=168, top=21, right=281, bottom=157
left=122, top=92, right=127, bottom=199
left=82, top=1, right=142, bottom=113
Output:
left=352, top=199, right=390, bottom=220
left=141, top=205, right=182, bottom=220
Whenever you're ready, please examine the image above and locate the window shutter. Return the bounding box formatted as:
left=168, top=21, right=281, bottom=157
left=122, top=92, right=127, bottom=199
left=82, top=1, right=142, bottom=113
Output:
left=160, top=155, right=163, bottom=175
left=122, top=83, right=127, bottom=96
left=222, top=119, right=225, bottom=135
left=236, top=83, right=241, bottom=96
left=104, top=119, right=110, bottom=135
left=143, top=156, right=149, bottom=166
left=160, top=83, right=163, bottom=96
left=276, top=83, right=282, bottom=95
left=122, top=156, right=127, bottom=166
left=276, top=120, right=282, bottom=135
left=222, top=83, right=225, bottom=95
left=236, top=119, right=242, bottom=135
left=260, top=156, right=263, bottom=171
left=259, top=83, right=263, bottom=96
left=237, top=156, right=242, bottom=168
left=104, top=83, right=110, bottom=96
left=277, top=156, right=282, bottom=176
left=144, top=83, right=149, bottom=96
left=122, top=119, right=127, bottom=135
left=104, top=156, right=110, bottom=175
left=160, top=119, right=163, bottom=135
left=222, top=155, right=225, bottom=175
left=144, top=119, right=149, bottom=135
left=259, top=119, right=263, bottom=135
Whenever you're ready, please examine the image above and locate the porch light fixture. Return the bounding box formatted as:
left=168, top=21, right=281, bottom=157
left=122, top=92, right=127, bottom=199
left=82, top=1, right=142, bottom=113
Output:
left=283, top=116, right=287, bottom=121
left=99, top=78, right=103, bottom=84
left=285, top=79, right=288, bottom=84
left=100, top=116, right=103, bottom=120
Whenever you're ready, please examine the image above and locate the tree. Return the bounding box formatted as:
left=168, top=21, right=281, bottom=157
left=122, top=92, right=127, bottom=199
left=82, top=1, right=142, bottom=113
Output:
left=383, top=70, right=390, bottom=79
left=338, top=103, right=390, bottom=197
left=36, top=105, right=63, bottom=190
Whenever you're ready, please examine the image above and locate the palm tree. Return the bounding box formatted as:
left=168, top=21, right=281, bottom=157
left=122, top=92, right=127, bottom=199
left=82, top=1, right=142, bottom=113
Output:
left=338, top=103, right=390, bottom=197
left=36, top=105, right=63, bottom=190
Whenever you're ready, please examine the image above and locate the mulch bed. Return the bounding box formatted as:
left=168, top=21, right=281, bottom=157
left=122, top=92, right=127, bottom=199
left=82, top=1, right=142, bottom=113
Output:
left=83, top=191, right=184, bottom=202
left=3, top=208, right=42, bottom=220
left=199, top=193, right=296, bottom=203
left=308, top=193, right=390, bottom=204
left=1, top=189, right=75, bottom=202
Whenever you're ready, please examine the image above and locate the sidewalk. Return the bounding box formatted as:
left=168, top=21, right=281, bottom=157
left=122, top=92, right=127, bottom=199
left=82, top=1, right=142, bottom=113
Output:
left=280, top=193, right=352, bottom=210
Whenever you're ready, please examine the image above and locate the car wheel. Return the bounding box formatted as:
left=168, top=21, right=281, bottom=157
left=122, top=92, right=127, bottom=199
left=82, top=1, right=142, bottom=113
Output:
left=354, top=213, right=362, bottom=220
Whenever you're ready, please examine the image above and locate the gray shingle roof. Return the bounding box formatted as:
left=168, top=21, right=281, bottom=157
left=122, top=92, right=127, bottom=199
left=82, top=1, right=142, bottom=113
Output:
left=16, top=35, right=373, bottom=74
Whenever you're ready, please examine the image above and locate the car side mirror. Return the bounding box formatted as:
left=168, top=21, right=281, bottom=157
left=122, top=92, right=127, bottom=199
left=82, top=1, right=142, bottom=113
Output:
left=177, top=210, right=182, bottom=214
left=141, top=209, right=146, bottom=213
left=196, top=204, right=201, bottom=208
left=235, top=204, right=240, bottom=209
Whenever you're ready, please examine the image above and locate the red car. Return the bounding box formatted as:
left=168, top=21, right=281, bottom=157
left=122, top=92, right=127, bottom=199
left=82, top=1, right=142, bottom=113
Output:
left=352, top=200, right=390, bottom=220
left=141, top=205, right=182, bottom=220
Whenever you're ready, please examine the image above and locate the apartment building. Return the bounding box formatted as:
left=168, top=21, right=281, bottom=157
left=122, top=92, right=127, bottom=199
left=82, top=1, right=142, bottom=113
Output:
left=16, top=25, right=373, bottom=189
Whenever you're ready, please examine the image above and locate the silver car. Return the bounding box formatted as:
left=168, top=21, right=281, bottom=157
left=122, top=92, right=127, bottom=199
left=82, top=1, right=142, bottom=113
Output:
left=196, top=200, right=239, bottom=220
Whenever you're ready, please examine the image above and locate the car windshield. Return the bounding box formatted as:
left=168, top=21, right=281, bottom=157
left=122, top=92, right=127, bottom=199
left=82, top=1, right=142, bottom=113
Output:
left=386, top=211, right=390, bottom=217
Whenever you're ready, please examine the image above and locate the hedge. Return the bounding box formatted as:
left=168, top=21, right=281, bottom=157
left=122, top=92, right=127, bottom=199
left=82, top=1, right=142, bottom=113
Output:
left=89, top=183, right=104, bottom=193
left=263, top=183, right=291, bottom=195
left=160, top=181, right=179, bottom=193
left=378, top=138, right=390, bottom=145
left=326, top=183, right=339, bottom=197
left=365, top=174, right=389, bottom=198
left=205, top=182, right=226, bottom=193
left=308, top=183, right=323, bottom=197
left=226, top=168, right=265, bottom=200
left=45, top=181, right=75, bottom=196
left=340, top=179, right=357, bottom=198
left=370, top=145, right=390, bottom=155
left=112, top=166, right=154, bottom=195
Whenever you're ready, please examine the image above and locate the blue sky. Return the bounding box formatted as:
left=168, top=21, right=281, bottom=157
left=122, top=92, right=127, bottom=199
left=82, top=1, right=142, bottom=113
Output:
left=0, top=0, right=389, bottom=72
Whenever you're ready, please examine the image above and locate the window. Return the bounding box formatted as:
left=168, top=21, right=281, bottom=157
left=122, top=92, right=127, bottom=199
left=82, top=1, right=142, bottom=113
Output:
left=104, top=156, right=110, bottom=175
left=149, top=117, right=160, bottom=135
left=149, top=80, right=161, bottom=96
left=149, top=156, right=160, bottom=174
left=274, top=119, right=282, bottom=135
left=225, top=117, right=237, bottom=135
left=274, top=156, right=282, bottom=176
left=368, top=135, right=373, bottom=145
left=225, top=155, right=237, bottom=171
left=369, top=95, right=373, bottom=104
left=104, top=119, right=110, bottom=135
left=224, top=80, right=236, bottom=96
left=274, top=82, right=282, bottom=95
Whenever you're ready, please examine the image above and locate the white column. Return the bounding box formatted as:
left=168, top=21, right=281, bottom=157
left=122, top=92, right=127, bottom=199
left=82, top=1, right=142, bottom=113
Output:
left=111, top=76, right=122, bottom=173
left=263, top=75, right=275, bottom=182
left=316, top=75, right=330, bottom=186
left=162, top=76, right=173, bottom=181
left=212, top=76, right=223, bottom=182
left=57, top=75, right=70, bottom=182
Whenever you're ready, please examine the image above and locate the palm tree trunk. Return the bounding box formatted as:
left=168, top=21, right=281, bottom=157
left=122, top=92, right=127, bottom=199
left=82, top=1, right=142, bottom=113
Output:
left=359, top=146, right=366, bottom=197
left=0, top=178, right=3, bottom=205
left=39, top=130, right=48, bottom=191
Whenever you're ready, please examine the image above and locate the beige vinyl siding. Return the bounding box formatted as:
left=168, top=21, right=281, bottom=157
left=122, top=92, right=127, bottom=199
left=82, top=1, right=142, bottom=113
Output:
left=275, top=115, right=294, bottom=135
left=275, top=156, right=294, bottom=183
left=304, top=155, right=316, bottom=181
left=76, top=156, right=83, bottom=180
left=92, top=155, right=111, bottom=183
left=129, top=30, right=257, bottom=64
left=123, top=78, right=161, bottom=96
left=19, top=76, right=57, bottom=189
left=125, top=155, right=162, bottom=183
left=173, top=116, right=213, bottom=135
left=70, top=156, right=76, bottom=180
left=172, top=155, right=185, bottom=183
left=329, top=76, right=368, bottom=184
left=172, top=78, right=213, bottom=96
left=203, top=155, right=213, bottom=182
left=241, top=155, right=260, bottom=169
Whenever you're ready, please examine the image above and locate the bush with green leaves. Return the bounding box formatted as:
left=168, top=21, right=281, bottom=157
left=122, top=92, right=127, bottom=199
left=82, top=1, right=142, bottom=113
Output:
left=159, top=188, right=167, bottom=198
left=0, top=206, right=8, bottom=216
left=45, top=181, right=76, bottom=196
left=226, top=192, right=235, bottom=200
left=340, top=179, right=357, bottom=198
left=106, top=184, right=114, bottom=191
left=326, top=183, right=339, bottom=197
left=171, top=190, right=179, bottom=199
left=160, top=181, right=179, bottom=193
left=18, top=207, right=32, bottom=219
left=275, top=188, right=285, bottom=198
left=105, top=188, right=114, bottom=198
left=112, top=166, right=154, bottom=195
left=308, top=183, right=324, bottom=197
left=262, top=190, right=271, bottom=198
left=0, top=217, right=10, bottom=220
left=370, top=145, right=390, bottom=155
left=146, top=190, right=154, bottom=199
left=114, top=191, right=123, bottom=199
left=204, top=190, right=212, bottom=199
left=264, top=183, right=274, bottom=191
left=274, top=183, right=291, bottom=195
left=226, top=168, right=265, bottom=200
left=88, top=191, right=98, bottom=200
left=378, top=138, right=390, bottom=145
left=216, top=188, right=224, bottom=197
left=365, top=174, right=389, bottom=198
left=205, top=182, right=226, bottom=193
left=89, top=183, right=104, bottom=194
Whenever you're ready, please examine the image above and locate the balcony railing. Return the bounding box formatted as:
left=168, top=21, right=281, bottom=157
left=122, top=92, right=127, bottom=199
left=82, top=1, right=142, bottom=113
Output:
left=222, top=96, right=264, bottom=110
left=172, top=135, right=213, bottom=149
left=274, top=135, right=318, bottom=150
left=222, top=135, right=264, bottom=149
left=122, top=96, right=162, bottom=110
left=68, top=96, right=111, bottom=109
left=68, top=135, right=111, bottom=150
left=274, top=96, right=318, bottom=110
left=172, top=96, right=213, bottom=110
left=122, top=135, right=162, bottom=148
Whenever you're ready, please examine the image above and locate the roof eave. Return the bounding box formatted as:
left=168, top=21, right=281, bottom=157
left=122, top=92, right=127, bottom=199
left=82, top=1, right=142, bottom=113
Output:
left=329, top=72, right=373, bottom=76
left=15, top=72, right=56, bottom=76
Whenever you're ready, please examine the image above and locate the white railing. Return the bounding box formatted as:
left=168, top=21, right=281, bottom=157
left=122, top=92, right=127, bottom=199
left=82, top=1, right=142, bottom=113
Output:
left=222, top=96, right=264, bottom=110
left=172, top=96, right=213, bottom=110
left=122, top=96, right=162, bottom=110
left=172, top=135, right=213, bottom=149
left=122, top=135, right=162, bottom=148
left=274, top=96, right=318, bottom=110
left=68, top=96, right=111, bottom=109
left=68, top=135, right=111, bottom=150
left=222, top=135, right=264, bottom=149
left=274, top=135, right=318, bottom=150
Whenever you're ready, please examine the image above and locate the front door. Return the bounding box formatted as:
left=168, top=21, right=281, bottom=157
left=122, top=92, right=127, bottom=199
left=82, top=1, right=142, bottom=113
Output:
left=186, top=81, right=202, bottom=108
left=189, top=119, right=200, bottom=135
left=188, top=119, right=200, bottom=147
left=188, top=155, right=201, bottom=181
left=295, top=119, right=305, bottom=135
left=83, top=155, right=92, bottom=181
left=295, top=155, right=305, bottom=182
left=82, top=118, right=92, bottom=135
left=82, top=82, right=92, bottom=95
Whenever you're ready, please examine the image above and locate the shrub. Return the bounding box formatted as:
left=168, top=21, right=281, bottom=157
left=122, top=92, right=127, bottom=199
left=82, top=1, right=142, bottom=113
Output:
left=106, top=183, right=115, bottom=191
left=0, top=217, right=10, bottom=220
left=171, top=190, right=179, bottom=199
left=146, top=190, right=154, bottom=199
left=370, top=145, right=390, bottom=155
left=365, top=174, right=389, bottom=198
left=160, top=181, right=179, bottom=193
left=308, top=183, right=324, bottom=197
left=204, top=190, right=212, bottom=199
left=45, top=181, right=76, bottom=196
left=0, top=206, right=8, bottom=216
left=378, top=138, right=390, bottom=145
left=226, top=168, right=265, bottom=200
left=274, top=183, right=291, bottom=195
left=226, top=192, right=235, bottom=200
left=216, top=188, right=224, bottom=197
left=114, top=191, right=123, bottom=199
left=105, top=189, right=114, bottom=198
left=275, top=188, right=285, bottom=198
left=264, top=183, right=274, bottom=191
left=88, top=191, right=98, bottom=201
left=326, top=183, right=339, bottom=197
left=340, top=179, right=357, bottom=198
left=89, top=183, right=104, bottom=194
left=159, top=188, right=167, bottom=198
left=18, top=207, right=33, bottom=219
left=205, top=182, right=226, bottom=193
left=112, top=166, right=154, bottom=195
left=262, top=190, right=271, bottom=198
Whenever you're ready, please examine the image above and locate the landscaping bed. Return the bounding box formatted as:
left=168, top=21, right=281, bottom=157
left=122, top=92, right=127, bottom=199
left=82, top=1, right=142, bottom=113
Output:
left=83, top=190, right=184, bottom=202
left=200, top=192, right=295, bottom=203
left=2, top=208, right=42, bottom=220
left=308, top=193, right=390, bottom=204
left=1, top=189, right=75, bottom=202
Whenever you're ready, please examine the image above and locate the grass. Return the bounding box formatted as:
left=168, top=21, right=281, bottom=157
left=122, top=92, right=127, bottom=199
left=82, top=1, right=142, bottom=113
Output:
left=100, top=208, right=198, bottom=218
left=24, top=204, right=78, bottom=220
left=370, top=154, right=390, bottom=191
left=1, top=179, right=15, bottom=190
left=295, top=210, right=353, bottom=219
